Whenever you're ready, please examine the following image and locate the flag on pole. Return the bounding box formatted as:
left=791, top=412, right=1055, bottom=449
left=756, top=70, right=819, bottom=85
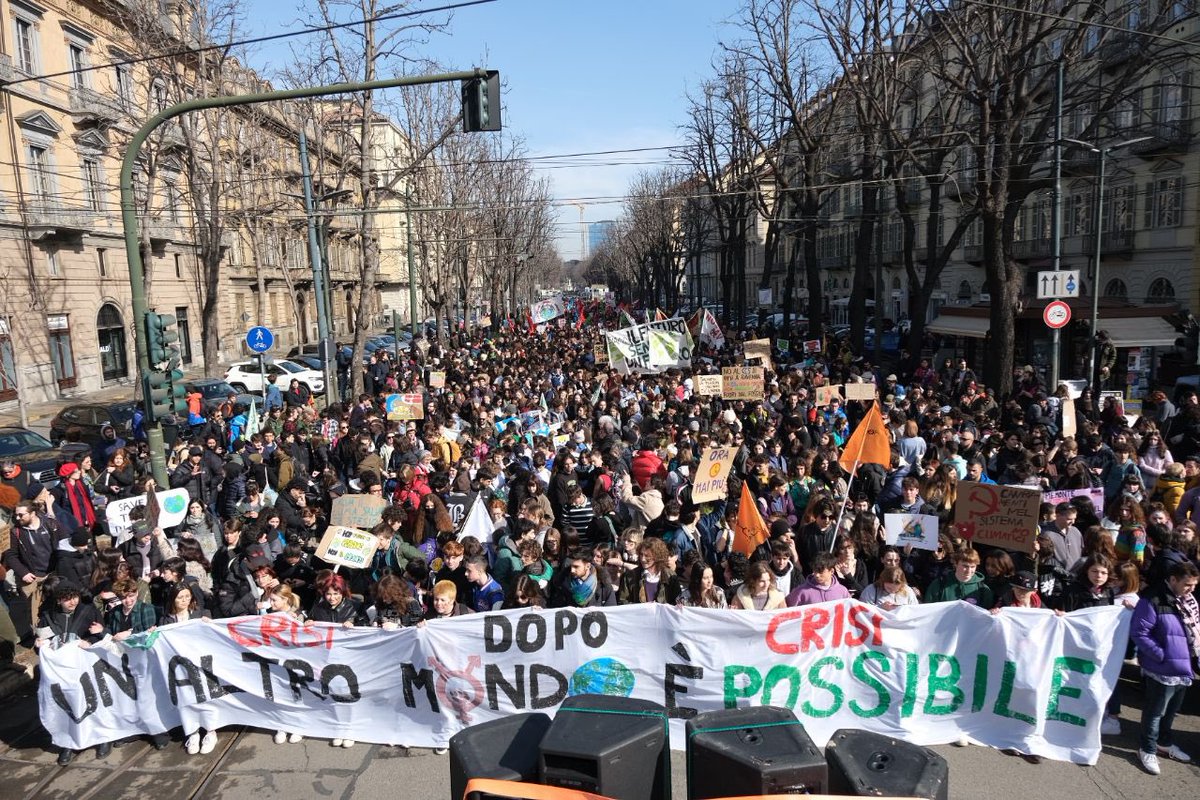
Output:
left=618, top=308, right=637, bottom=328
left=732, top=481, right=770, bottom=556
left=837, top=401, right=891, bottom=475
left=245, top=400, right=261, bottom=439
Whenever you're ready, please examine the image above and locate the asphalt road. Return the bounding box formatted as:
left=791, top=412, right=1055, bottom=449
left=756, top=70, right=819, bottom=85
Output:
left=2, top=676, right=1197, bottom=800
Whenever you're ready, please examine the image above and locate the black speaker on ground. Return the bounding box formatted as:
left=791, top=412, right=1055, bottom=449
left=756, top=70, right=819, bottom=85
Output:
left=684, top=705, right=827, bottom=799
left=449, top=712, right=552, bottom=800
left=539, top=694, right=669, bottom=800
left=825, top=728, right=949, bottom=800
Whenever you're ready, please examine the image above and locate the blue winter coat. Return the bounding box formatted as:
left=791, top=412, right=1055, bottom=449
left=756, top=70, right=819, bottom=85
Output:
left=1131, top=584, right=1196, bottom=679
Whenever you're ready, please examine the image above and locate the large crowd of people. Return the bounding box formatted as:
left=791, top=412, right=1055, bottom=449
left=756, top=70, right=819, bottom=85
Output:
left=1, top=304, right=1197, bottom=773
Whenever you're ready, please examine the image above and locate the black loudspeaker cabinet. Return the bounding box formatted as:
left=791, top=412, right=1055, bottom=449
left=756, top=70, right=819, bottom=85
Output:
left=684, top=705, right=827, bottom=799
left=825, top=728, right=950, bottom=800
left=539, top=694, right=669, bottom=800
left=449, top=712, right=552, bottom=800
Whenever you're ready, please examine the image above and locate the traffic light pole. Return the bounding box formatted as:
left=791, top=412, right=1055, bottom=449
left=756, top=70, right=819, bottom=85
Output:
left=121, top=69, right=489, bottom=487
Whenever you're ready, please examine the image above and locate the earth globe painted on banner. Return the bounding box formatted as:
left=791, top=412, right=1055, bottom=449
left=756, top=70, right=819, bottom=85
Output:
left=162, top=494, right=188, bottom=515
left=569, top=658, right=635, bottom=697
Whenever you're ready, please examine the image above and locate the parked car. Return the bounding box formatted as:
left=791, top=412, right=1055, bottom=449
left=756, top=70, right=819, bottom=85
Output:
left=48, top=401, right=139, bottom=446
left=184, top=378, right=258, bottom=414
left=0, top=426, right=63, bottom=487
left=288, top=354, right=324, bottom=372
left=224, top=359, right=325, bottom=395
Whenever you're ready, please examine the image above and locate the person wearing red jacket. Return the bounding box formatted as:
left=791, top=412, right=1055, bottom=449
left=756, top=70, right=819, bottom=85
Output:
left=630, top=438, right=666, bottom=491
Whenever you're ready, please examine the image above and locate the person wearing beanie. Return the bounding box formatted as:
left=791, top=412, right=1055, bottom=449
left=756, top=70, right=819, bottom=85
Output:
left=55, top=529, right=96, bottom=595
left=51, top=462, right=96, bottom=534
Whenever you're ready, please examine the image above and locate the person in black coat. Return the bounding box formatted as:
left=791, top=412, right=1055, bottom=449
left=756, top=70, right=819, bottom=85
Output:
left=55, top=530, right=96, bottom=597
left=35, top=581, right=103, bottom=647
left=309, top=572, right=366, bottom=626
left=274, top=479, right=308, bottom=536
left=551, top=549, right=618, bottom=608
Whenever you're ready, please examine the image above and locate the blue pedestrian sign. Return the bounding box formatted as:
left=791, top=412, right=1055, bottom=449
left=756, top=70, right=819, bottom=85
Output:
left=246, top=326, right=274, bottom=353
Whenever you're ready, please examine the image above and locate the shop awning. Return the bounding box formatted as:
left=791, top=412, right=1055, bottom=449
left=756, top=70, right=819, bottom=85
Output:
left=926, top=314, right=989, bottom=338
left=1099, top=316, right=1179, bottom=348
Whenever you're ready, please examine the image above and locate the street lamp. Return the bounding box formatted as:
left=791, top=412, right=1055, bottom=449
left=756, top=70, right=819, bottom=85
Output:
left=1059, top=136, right=1151, bottom=386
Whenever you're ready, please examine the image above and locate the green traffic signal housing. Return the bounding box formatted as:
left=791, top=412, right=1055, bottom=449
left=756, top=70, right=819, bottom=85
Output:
left=144, top=311, right=181, bottom=369
left=461, top=70, right=501, bottom=133
left=142, top=311, right=186, bottom=423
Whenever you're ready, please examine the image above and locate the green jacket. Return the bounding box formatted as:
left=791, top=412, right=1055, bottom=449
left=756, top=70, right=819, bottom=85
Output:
left=924, top=572, right=994, bottom=607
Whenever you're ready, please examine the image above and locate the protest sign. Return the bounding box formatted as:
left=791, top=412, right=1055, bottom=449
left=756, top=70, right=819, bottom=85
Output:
left=721, top=367, right=764, bottom=400
left=315, top=525, right=378, bottom=570
left=330, top=495, right=389, bottom=529
left=444, top=492, right=475, bottom=528
left=606, top=318, right=693, bottom=374
left=105, top=488, right=190, bottom=544
left=844, top=382, right=876, bottom=402
left=1061, top=397, right=1077, bottom=439
left=744, top=338, right=772, bottom=363
left=593, top=341, right=608, bottom=364
left=1043, top=487, right=1104, bottom=514
left=552, top=433, right=570, bottom=450
left=385, top=393, right=424, bottom=421
left=815, top=384, right=842, bottom=407
left=803, top=339, right=822, bottom=354
left=777, top=338, right=790, bottom=353
left=39, top=602, right=1131, bottom=765
left=530, top=295, right=566, bottom=323
left=954, top=482, right=1041, bottom=553
left=478, top=315, right=491, bottom=328
left=428, top=371, right=446, bottom=389
left=884, top=513, right=940, bottom=551
left=691, top=446, right=738, bottom=503
left=695, top=374, right=723, bottom=396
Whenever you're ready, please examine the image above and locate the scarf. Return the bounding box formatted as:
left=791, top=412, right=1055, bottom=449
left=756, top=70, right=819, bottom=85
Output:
left=569, top=569, right=598, bottom=607
left=64, top=479, right=95, bottom=528
left=1169, top=589, right=1200, bottom=662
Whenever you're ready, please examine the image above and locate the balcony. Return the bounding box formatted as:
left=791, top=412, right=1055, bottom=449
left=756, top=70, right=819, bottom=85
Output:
left=144, top=217, right=182, bottom=243
left=1011, top=238, right=1052, bottom=261
left=24, top=203, right=102, bottom=239
left=1083, top=229, right=1136, bottom=259
left=1100, top=32, right=1142, bottom=71
left=963, top=244, right=984, bottom=264
left=1131, top=120, right=1192, bottom=156
left=1061, top=146, right=1099, bottom=176
left=819, top=255, right=850, bottom=270
left=68, top=87, right=124, bottom=123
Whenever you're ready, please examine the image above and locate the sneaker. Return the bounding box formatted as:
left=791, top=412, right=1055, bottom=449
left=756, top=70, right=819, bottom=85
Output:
left=200, top=732, right=216, bottom=755
left=1100, top=715, right=1121, bottom=736
left=953, top=735, right=969, bottom=747
left=185, top=733, right=201, bottom=756
left=341, top=739, right=355, bottom=748
left=1157, top=744, right=1191, bottom=763
left=331, top=739, right=344, bottom=748
left=273, top=731, right=287, bottom=745
left=1139, top=750, right=1161, bottom=775
left=433, top=747, right=448, bottom=755
left=288, top=733, right=303, bottom=744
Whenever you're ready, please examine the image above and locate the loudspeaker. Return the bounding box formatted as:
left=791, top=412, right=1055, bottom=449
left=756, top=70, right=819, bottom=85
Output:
left=449, top=712, right=552, bottom=800
left=539, top=694, right=669, bottom=800
left=685, top=706, right=826, bottom=799
left=825, top=728, right=949, bottom=800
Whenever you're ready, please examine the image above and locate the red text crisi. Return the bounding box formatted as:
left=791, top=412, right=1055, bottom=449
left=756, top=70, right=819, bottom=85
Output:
left=227, top=616, right=336, bottom=649
left=765, top=603, right=883, bottom=654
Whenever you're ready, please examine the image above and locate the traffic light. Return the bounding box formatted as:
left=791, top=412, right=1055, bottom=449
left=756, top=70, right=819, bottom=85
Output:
left=145, top=312, right=180, bottom=369
left=142, top=311, right=188, bottom=422
left=461, top=70, right=501, bottom=133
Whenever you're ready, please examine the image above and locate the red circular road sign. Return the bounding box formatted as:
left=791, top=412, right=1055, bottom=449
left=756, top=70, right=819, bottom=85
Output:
left=1043, top=300, right=1071, bottom=329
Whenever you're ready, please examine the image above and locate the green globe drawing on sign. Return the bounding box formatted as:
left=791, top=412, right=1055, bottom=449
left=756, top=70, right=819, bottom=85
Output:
left=569, top=658, right=635, bottom=697
left=162, top=495, right=188, bottom=515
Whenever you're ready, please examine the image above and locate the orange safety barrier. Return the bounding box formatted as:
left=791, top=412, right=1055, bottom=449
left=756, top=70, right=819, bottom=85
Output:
left=462, top=779, right=616, bottom=800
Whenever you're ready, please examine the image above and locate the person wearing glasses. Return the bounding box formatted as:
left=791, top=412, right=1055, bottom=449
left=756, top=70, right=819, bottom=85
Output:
left=797, top=498, right=839, bottom=569
left=5, top=498, right=59, bottom=629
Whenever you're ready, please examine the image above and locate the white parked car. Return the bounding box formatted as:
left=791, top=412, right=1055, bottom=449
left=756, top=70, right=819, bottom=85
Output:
left=224, top=359, right=325, bottom=395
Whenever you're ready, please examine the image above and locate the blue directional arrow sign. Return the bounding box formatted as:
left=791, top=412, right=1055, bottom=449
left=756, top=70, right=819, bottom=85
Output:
left=246, top=326, right=274, bottom=353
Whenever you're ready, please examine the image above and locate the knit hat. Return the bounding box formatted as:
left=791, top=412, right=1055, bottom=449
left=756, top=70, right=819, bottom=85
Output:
left=57, top=462, right=79, bottom=479
left=22, top=482, right=44, bottom=500
left=69, top=529, right=91, bottom=548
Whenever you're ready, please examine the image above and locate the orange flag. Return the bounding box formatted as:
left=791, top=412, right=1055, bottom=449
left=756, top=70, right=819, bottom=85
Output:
left=837, top=401, right=892, bottom=475
left=733, top=481, right=770, bottom=556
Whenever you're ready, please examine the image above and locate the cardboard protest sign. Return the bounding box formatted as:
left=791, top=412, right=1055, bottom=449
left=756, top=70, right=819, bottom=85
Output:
left=884, top=513, right=940, bottom=551
left=744, top=338, right=772, bottom=363
left=691, top=446, right=738, bottom=503
left=105, top=488, right=190, bottom=544
left=330, top=495, right=389, bottom=529
left=1061, top=397, right=1077, bottom=439
left=954, top=482, right=1041, bottom=553
left=695, top=374, right=724, bottom=396
left=385, top=393, right=424, bottom=421
left=428, top=371, right=446, bottom=389
left=844, top=382, right=876, bottom=402
left=478, top=315, right=491, bottom=328
left=315, top=525, right=378, bottom=569
left=593, top=341, right=608, bottom=364
left=1043, top=487, right=1104, bottom=514
left=721, top=367, right=764, bottom=400
left=803, top=339, right=822, bottom=354
left=815, top=384, right=842, bottom=407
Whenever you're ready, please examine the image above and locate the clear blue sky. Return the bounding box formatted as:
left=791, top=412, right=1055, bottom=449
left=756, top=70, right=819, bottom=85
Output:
left=240, top=0, right=737, bottom=260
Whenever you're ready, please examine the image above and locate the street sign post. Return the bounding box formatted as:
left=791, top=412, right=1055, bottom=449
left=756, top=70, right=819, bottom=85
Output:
left=1043, top=300, right=1072, bottom=329
left=246, top=326, right=274, bottom=353
left=1037, top=270, right=1080, bottom=299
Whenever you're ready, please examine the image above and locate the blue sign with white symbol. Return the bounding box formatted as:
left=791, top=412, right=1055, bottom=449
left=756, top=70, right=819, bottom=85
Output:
left=246, top=326, right=274, bottom=353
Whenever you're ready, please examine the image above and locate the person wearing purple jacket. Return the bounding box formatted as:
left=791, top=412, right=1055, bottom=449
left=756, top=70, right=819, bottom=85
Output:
left=786, top=552, right=851, bottom=607
left=1130, top=561, right=1199, bottom=775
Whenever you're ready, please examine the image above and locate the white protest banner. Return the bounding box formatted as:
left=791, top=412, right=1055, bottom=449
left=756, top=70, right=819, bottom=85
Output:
left=884, top=513, right=940, bottom=551
left=695, top=374, right=723, bottom=396
left=844, top=382, right=876, bottom=402
left=691, top=446, right=738, bottom=503
left=105, top=488, right=190, bottom=544
left=314, top=525, right=377, bottom=569
left=330, top=495, right=389, bottom=529
left=1043, top=487, right=1104, bottom=514
left=39, top=602, right=1130, bottom=764
left=606, top=318, right=694, bottom=374
left=530, top=295, right=566, bottom=324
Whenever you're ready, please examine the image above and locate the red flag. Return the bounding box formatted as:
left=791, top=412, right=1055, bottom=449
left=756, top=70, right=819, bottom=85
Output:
left=575, top=305, right=586, bottom=330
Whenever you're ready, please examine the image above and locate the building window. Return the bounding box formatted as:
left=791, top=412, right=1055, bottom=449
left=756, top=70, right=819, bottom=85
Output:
left=81, top=158, right=102, bottom=211
left=1107, top=184, right=1134, bottom=232
left=1148, top=175, right=1183, bottom=227
left=96, top=303, right=126, bottom=381
left=174, top=253, right=182, bottom=278
left=166, top=183, right=181, bottom=222
left=97, top=247, right=107, bottom=276
left=175, top=306, right=192, bottom=365
left=1104, top=278, right=1128, bottom=299
left=47, top=314, right=76, bottom=389
left=0, top=318, right=15, bottom=400
left=14, top=16, right=36, bottom=74
left=115, top=64, right=132, bottom=103
left=27, top=144, right=52, bottom=204
left=1147, top=277, right=1176, bottom=301
left=45, top=248, right=58, bottom=276
left=957, top=280, right=973, bottom=301
left=1066, top=189, right=1092, bottom=236
left=68, top=43, right=86, bottom=89
left=1159, top=75, right=1186, bottom=125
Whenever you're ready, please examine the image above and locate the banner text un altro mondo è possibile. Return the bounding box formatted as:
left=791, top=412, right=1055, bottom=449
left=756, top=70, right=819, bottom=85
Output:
left=40, top=600, right=1130, bottom=764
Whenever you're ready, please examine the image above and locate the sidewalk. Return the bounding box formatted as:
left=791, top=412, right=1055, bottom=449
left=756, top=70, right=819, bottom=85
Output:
left=0, top=382, right=139, bottom=430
